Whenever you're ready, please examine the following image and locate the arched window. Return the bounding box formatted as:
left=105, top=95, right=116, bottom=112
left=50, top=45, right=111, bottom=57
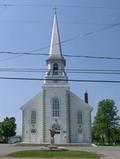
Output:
left=77, top=111, right=82, bottom=124
left=53, top=63, right=58, bottom=75
left=31, top=111, right=36, bottom=124
left=52, top=98, right=60, bottom=117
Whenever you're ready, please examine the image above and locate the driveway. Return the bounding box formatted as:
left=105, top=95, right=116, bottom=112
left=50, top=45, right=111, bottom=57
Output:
left=0, top=144, right=120, bottom=159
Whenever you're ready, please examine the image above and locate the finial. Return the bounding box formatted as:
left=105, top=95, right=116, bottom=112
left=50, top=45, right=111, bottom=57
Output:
left=53, top=6, right=57, bottom=15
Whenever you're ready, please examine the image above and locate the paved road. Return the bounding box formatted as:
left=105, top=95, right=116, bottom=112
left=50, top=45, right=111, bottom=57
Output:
left=69, top=146, right=120, bottom=159
left=0, top=144, right=120, bottom=159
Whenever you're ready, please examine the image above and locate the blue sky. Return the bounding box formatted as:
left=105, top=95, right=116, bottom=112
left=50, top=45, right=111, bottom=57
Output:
left=0, top=0, right=120, bottom=134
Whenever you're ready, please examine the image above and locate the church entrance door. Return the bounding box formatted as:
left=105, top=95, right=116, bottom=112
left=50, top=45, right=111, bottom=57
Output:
left=51, top=123, right=61, bottom=144
left=55, top=130, right=61, bottom=144
left=77, top=132, right=83, bottom=143
left=31, top=134, right=36, bottom=143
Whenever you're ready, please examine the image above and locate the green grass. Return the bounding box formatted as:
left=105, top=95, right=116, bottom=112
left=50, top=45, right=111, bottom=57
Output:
left=7, top=150, right=100, bottom=158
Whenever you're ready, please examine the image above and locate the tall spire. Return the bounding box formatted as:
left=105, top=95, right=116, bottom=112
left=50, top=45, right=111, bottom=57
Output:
left=44, top=12, right=68, bottom=85
left=49, top=12, right=63, bottom=59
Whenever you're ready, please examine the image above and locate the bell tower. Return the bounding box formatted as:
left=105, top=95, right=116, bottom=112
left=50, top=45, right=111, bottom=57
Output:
left=44, top=12, right=68, bottom=86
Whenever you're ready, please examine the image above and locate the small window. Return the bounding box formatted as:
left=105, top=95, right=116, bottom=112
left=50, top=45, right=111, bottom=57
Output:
left=52, top=98, right=60, bottom=117
left=53, top=63, right=58, bottom=75
left=31, top=111, right=36, bottom=124
left=77, top=111, right=82, bottom=124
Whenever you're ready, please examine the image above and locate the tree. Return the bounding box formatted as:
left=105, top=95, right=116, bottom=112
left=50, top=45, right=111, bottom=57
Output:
left=0, top=122, right=2, bottom=135
left=1, top=117, right=16, bottom=143
left=0, top=122, right=4, bottom=142
left=92, top=99, right=120, bottom=145
left=112, top=126, right=120, bottom=144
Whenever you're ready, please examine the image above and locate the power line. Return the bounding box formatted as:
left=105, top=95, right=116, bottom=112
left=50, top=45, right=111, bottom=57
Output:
left=0, top=51, right=120, bottom=60
left=0, top=20, right=113, bottom=26
left=0, top=4, right=120, bottom=10
left=0, top=5, right=7, bottom=16
left=1, top=71, right=120, bottom=75
left=0, top=76, right=120, bottom=83
left=64, top=54, right=120, bottom=60
left=1, top=67, right=120, bottom=72
left=67, top=69, right=120, bottom=72
left=0, top=51, right=48, bottom=56
left=0, top=68, right=120, bottom=75
left=0, top=21, right=120, bottom=62
left=68, top=72, right=120, bottom=75
left=29, top=21, right=120, bottom=53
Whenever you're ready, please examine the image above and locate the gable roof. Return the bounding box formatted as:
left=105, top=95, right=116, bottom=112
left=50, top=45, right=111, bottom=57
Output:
left=70, top=91, right=93, bottom=112
left=20, top=91, right=43, bottom=110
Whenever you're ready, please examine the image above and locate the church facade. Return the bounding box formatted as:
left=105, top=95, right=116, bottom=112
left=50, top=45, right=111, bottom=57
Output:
left=21, top=13, right=93, bottom=144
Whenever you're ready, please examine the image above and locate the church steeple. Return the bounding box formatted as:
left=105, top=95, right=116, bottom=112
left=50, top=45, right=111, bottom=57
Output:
left=44, top=13, right=68, bottom=85
left=47, top=12, right=65, bottom=64
left=49, top=12, right=62, bottom=57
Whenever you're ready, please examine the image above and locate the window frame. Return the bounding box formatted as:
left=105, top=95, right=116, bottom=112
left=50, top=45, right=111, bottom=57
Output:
left=52, top=97, right=60, bottom=117
left=31, top=110, right=36, bottom=124
left=77, top=111, right=82, bottom=125
left=53, top=63, right=59, bottom=75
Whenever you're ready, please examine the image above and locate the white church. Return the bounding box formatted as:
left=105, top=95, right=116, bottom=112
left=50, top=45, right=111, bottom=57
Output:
left=21, top=13, right=93, bottom=144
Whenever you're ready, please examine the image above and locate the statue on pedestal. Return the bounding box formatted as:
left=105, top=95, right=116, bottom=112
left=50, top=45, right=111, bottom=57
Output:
left=49, top=128, right=57, bottom=145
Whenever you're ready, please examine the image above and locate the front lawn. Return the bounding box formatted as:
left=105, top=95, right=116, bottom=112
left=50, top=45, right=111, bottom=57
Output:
left=7, top=150, right=100, bottom=158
